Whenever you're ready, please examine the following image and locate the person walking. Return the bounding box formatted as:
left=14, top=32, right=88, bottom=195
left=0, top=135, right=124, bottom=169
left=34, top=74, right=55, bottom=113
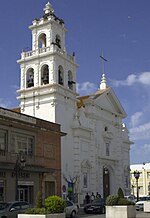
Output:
left=96, top=192, right=101, bottom=199
left=85, top=193, right=90, bottom=204
left=91, top=192, right=95, bottom=202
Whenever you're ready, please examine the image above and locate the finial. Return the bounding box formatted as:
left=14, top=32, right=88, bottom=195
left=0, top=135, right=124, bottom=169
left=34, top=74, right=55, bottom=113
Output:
left=43, top=2, right=54, bottom=14
left=100, top=73, right=107, bottom=90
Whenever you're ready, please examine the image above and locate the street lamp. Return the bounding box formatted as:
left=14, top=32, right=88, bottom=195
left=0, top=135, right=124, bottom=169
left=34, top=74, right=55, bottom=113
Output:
left=134, top=170, right=140, bottom=202
left=14, top=153, right=26, bottom=201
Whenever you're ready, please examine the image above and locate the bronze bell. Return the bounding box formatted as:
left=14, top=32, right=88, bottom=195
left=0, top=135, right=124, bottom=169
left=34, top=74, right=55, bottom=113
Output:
left=42, top=75, right=49, bottom=84
left=27, top=77, right=34, bottom=87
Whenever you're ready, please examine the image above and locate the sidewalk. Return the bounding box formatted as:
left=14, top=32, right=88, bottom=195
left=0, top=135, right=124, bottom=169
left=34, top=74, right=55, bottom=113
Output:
left=83, top=212, right=150, bottom=218
left=79, top=207, right=150, bottom=218
left=136, top=211, right=150, bottom=218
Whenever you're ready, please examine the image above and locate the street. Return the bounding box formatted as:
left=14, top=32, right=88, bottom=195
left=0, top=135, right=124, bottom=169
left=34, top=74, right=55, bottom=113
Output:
left=77, top=207, right=105, bottom=218
left=78, top=208, right=150, bottom=218
left=77, top=212, right=105, bottom=218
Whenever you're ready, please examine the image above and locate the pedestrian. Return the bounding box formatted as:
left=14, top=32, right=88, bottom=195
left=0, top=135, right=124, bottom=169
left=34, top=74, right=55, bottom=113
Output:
left=85, top=193, right=90, bottom=204
left=96, top=192, right=101, bottom=199
left=91, top=192, right=95, bottom=202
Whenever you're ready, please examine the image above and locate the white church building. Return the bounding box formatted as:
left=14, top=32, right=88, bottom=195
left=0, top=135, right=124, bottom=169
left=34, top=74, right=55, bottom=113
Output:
left=17, top=2, right=132, bottom=203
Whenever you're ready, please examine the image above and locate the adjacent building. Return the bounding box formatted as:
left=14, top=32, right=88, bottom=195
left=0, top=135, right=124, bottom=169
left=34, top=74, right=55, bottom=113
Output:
left=130, top=163, right=150, bottom=197
left=16, top=2, right=132, bottom=203
left=0, top=107, right=64, bottom=204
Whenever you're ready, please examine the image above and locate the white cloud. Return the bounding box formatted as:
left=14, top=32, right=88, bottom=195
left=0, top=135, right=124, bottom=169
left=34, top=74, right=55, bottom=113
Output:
left=129, top=122, right=150, bottom=141
left=130, top=112, right=143, bottom=127
left=112, top=72, right=150, bottom=87
left=138, top=72, right=150, bottom=85
left=130, top=143, right=150, bottom=164
left=77, top=82, right=97, bottom=95
left=130, top=122, right=150, bottom=133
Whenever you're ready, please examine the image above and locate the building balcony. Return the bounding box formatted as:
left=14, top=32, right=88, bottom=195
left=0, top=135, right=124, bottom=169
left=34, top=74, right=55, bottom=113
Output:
left=19, top=45, right=75, bottom=63
left=0, top=150, right=56, bottom=171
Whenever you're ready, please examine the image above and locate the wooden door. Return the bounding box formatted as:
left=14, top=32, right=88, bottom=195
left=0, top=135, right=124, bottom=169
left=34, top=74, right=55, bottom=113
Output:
left=103, top=167, right=110, bottom=198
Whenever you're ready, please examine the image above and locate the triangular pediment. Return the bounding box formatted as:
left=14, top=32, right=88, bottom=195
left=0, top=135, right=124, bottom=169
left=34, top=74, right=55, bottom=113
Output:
left=94, top=88, right=126, bottom=117
left=77, top=88, right=126, bottom=118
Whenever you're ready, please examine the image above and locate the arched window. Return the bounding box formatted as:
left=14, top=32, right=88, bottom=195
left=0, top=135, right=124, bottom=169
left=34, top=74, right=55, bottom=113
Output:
left=27, top=68, right=34, bottom=88
left=41, top=65, right=49, bottom=85
left=68, top=71, right=75, bottom=90
left=58, top=66, right=64, bottom=85
left=55, top=34, right=61, bottom=48
left=38, top=33, right=46, bottom=48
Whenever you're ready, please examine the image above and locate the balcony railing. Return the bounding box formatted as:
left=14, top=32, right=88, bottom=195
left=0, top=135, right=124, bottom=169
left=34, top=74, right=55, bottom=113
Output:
left=0, top=151, right=55, bottom=168
left=21, top=45, right=75, bottom=62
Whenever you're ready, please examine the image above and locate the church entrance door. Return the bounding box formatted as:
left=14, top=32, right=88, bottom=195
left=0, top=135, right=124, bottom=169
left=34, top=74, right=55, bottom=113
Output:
left=103, top=167, right=110, bottom=198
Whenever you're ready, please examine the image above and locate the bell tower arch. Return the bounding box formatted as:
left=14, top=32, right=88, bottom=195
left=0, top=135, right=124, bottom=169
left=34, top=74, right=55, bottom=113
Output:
left=17, top=2, right=78, bottom=123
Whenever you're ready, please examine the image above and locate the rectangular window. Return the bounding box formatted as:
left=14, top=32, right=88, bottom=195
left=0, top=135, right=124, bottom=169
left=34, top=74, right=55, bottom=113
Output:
left=0, top=130, right=7, bottom=150
left=10, top=132, right=34, bottom=155
left=83, top=173, right=88, bottom=188
left=0, top=180, right=5, bottom=201
left=106, top=143, right=109, bottom=156
left=147, top=172, right=150, bottom=179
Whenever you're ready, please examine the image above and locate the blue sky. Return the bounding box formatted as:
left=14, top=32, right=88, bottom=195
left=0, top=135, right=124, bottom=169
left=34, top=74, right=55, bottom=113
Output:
left=0, top=0, right=150, bottom=164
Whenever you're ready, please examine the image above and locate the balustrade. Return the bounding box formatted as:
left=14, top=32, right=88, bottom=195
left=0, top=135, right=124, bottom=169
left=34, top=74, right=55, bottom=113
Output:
left=0, top=151, right=52, bottom=168
left=20, top=45, right=74, bottom=62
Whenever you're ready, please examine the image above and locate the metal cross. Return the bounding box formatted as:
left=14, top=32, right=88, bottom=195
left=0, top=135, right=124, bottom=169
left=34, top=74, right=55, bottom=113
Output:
left=100, top=52, right=108, bottom=75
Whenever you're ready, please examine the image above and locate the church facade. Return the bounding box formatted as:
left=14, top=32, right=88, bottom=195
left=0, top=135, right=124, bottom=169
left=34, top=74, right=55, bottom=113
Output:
left=17, top=2, right=132, bottom=204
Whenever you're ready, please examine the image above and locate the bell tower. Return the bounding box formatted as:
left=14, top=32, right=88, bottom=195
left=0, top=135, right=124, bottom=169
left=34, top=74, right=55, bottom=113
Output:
left=17, top=2, right=78, bottom=124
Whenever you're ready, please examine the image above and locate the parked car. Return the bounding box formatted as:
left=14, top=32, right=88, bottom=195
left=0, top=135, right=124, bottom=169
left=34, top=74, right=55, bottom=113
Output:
left=65, top=200, right=79, bottom=218
left=136, top=200, right=145, bottom=211
left=136, top=196, right=150, bottom=211
left=124, top=195, right=136, bottom=203
left=84, top=198, right=105, bottom=214
left=139, top=196, right=150, bottom=201
left=0, top=201, right=30, bottom=218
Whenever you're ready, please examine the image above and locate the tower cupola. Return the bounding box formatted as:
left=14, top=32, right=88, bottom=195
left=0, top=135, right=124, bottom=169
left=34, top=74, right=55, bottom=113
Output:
left=43, top=2, right=54, bottom=15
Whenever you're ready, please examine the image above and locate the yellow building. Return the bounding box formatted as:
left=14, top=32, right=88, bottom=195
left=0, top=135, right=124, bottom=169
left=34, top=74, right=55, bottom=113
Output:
left=130, top=163, right=150, bottom=197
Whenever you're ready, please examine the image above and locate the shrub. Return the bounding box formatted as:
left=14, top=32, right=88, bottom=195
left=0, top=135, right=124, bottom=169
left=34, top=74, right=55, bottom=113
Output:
left=106, top=195, right=119, bottom=206
left=26, top=208, right=46, bottom=214
left=117, top=198, right=133, bottom=205
left=117, top=187, right=124, bottom=199
left=25, top=195, right=66, bottom=214
left=35, top=191, right=43, bottom=208
left=106, top=187, right=135, bottom=206
left=45, top=195, right=66, bottom=213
